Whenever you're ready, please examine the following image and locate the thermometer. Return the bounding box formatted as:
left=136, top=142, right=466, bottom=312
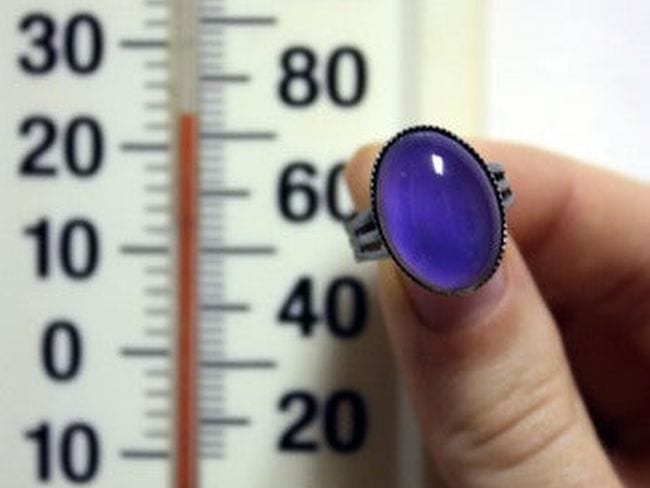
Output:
left=0, top=0, right=481, bottom=486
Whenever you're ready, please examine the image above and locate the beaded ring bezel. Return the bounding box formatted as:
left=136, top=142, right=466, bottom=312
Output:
left=369, top=125, right=509, bottom=296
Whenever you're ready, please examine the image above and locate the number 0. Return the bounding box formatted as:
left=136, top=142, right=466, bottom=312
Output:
left=42, top=321, right=82, bottom=381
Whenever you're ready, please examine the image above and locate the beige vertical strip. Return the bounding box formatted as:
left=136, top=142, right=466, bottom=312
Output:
left=404, top=0, right=485, bottom=136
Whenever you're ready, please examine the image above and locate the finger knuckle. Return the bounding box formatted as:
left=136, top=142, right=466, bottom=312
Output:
left=440, top=363, right=579, bottom=483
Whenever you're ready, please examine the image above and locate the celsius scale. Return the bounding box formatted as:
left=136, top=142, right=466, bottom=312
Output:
left=0, top=0, right=482, bottom=486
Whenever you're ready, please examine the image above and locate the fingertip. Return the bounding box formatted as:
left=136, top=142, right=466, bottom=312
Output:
left=344, top=142, right=382, bottom=209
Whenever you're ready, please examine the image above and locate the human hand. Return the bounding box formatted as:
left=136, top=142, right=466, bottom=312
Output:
left=345, top=140, right=650, bottom=487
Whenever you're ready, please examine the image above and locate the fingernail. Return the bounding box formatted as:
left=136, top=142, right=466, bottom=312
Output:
left=402, top=264, right=509, bottom=332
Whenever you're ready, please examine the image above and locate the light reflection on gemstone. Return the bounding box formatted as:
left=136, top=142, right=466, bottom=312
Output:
left=431, top=153, right=445, bottom=176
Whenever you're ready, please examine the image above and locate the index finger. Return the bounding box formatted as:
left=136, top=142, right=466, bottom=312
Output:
left=473, top=141, right=650, bottom=308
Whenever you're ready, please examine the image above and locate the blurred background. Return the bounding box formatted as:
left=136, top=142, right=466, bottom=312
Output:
left=0, top=0, right=647, bottom=487
left=487, top=0, right=650, bottom=179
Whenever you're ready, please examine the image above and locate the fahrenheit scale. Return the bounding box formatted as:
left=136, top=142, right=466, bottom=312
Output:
left=0, top=1, right=482, bottom=486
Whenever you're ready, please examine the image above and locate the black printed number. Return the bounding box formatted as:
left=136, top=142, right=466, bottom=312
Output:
left=42, top=321, right=82, bottom=381
left=24, top=218, right=100, bottom=280
left=278, top=162, right=353, bottom=223
left=19, top=13, right=104, bottom=75
left=278, top=277, right=367, bottom=339
left=20, top=116, right=104, bottom=177
left=278, top=390, right=367, bottom=453
left=25, top=422, right=100, bottom=483
left=279, top=46, right=367, bottom=107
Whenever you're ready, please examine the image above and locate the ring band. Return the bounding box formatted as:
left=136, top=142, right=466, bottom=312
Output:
left=345, top=126, right=515, bottom=295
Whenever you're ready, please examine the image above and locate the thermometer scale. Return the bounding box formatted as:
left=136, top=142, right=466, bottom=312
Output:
left=0, top=1, right=481, bottom=486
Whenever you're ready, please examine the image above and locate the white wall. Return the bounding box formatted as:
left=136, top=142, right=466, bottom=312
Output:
left=487, top=0, right=650, bottom=179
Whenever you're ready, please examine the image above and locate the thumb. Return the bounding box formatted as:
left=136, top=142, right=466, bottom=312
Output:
left=346, top=144, right=621, bottom=487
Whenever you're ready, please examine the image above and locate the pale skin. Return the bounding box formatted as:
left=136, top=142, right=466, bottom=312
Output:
left=345, top=141, right=650, bottom=487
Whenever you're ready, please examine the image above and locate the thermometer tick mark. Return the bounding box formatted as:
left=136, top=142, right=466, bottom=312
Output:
left=145, top=307, right=170, bottom=316
left=120, top=38, right=169, bottom=49
left=145, top=102, right=169, bottom=111
left=200, top=245, right=276, bottom=256
left=145, top=388, right=171, bottom=398
left=144, top=286, right=170, bottom=296
left=143, top=429, right=169, bottom=439
left=200, top=188, right=251, bottom=198
left=144, top=0, right=167, bottom=7
left=144, top=225, right=171, bottom=236
left=200, top=73, right=251, bottom=83
left=121, top=347, right=170, bottom=358
left=200, top=302, right=250, bottom=313
left=121, top=244, right=170, bottom=255
left=145, top=122, right=170, bottom=132
left=144, top=163, right=170, bottom=173
left=145, top=81, right=169, bottom=90
left=200, top=359, right=277, bottom=370
left=121, top=142, right=170, bottom=152
left=144, top=327, right=170, bottom=337
left=200, top=417, right=251, bottom=427
left=145, top=60, right=168, bottom=70
left=200, top=453, right=224, bottom=460
left=144, top=18, right=168, bottom=28
left=120, top=449, right=170, bottom=460
left=145, top=184, right=171, bottom=193
left=200, top=16, right=277, bottom=26
left=144, top=368, right=170, bottom=378
left=145, top=204, right=171, bottom=214
left=144, top=266, right=170, bottom=275
left=200, top=131, right=277, bottom=141
left=145, top=409, right=170, bottom=418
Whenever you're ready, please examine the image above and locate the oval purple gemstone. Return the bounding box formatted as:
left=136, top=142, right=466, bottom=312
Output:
left=373, top=128, right=503, bottom=293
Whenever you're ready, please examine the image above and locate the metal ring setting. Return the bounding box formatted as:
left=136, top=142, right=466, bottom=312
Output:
left=345, top=126, right=515, bottom=295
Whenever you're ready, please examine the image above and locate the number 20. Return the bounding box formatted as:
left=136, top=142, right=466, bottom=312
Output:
left=278, top=390, right=367, bottom=454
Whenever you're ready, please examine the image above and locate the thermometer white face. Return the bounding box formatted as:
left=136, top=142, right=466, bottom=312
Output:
left=0, top=1, right=480, bottom=486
